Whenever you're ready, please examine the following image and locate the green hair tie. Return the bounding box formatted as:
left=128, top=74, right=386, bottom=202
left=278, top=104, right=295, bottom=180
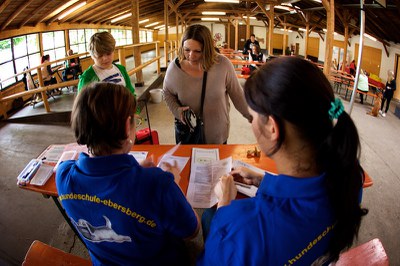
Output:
left=328, top=98, right=344, bottom=121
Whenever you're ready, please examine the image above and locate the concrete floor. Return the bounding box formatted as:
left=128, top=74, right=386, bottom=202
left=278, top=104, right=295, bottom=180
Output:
left=1, top=60, right=399, bottom=265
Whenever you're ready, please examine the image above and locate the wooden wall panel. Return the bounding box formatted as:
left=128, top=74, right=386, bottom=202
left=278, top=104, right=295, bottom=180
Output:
left=265, top=34, right=288, bottom=54
left=272, top=34, right=283, bottom=50
left=307, top=37, right=319, bottom=58
left=355, top=44, right=382, bottom=77
left=333, top=40, right=345, bottom=49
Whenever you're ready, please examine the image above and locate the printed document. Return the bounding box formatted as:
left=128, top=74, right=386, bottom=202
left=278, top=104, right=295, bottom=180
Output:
left=186, top=148, right=225, bottom=208
left=187, top=148, right=271, bottom=207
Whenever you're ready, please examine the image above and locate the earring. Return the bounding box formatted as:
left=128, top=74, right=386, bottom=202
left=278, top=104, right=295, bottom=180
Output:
left=128, top=139, right=133, bottom=144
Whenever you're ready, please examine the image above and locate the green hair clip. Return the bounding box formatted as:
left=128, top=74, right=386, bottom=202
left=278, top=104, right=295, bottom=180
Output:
left=328, top=98, right=344, bottom=121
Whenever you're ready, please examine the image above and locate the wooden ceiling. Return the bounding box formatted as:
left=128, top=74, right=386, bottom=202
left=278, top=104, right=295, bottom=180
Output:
left=1, top=0, right=400, bottom=46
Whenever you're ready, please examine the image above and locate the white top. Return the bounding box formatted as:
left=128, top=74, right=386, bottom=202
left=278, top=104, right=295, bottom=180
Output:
left=93, top=65, right=125, bottom=86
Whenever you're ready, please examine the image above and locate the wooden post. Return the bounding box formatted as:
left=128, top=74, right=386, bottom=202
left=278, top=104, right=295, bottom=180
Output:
left=227, top=23, right=231, bottom=49
left=283, top=23, right=287, bottom=55
left=246, top=16, right=250, bottom=40
left=118, top=48, right=126, bottom=67
left=176, top=12, right=179, bottom=47
left=343, top=25, right=349, bottom=72
left=164, top=0, right=169, bottom=68
left=268, top=6, right=274, bottom=56
left=131, top=0, right=143, bottom=87
left=305, top=20, right=309, bottom=59
left=235, top=20, right=238, bottom=51
left=156, top=42, right=161, bottom=74
left=322, top=0, right=334, bottom=76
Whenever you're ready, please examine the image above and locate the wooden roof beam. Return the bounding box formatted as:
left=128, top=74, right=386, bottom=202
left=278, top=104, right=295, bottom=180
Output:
left=18, top=0, right=52, bottom=28
left=59, top=0, right=109, bottom=23
left=0, top=0, right=12, bottom=14
left=256, top=0, right=271, bottom=20
left=78, top=0, right=124, bottom=23
left=1, top=0, right=35, bottom=31
left=168, top=0, right=185, bottom=16
left=90, top=3, right=132, bottom=24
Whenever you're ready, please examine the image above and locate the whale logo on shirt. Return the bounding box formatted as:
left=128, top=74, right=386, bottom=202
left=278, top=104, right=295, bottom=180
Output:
left=72, top=215, right=132, bottom=243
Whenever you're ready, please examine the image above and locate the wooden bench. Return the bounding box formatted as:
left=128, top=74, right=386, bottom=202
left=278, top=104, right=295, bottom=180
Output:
left=344, top=86, right=378, bottom=105
left=335, top=238, right=389, bottom=265
left=22, top=240, right=91, bottom=266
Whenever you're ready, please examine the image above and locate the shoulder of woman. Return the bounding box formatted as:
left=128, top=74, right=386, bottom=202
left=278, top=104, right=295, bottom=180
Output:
left=217, top=54, right=230, bottom=65
left=164, top=59, right=180, bottom=76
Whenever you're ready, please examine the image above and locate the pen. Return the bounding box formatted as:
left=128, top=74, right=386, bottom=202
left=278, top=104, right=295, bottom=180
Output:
left=19, top=160, right=40, bottom=181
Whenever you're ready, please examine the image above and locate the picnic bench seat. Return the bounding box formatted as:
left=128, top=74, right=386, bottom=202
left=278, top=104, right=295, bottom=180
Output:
left=22, top=240, right=91, bottom=266
left=335, top=238, right=389, bottom=266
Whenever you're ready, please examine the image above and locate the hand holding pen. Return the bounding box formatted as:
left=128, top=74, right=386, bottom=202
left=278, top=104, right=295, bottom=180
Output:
left=230, top=166, right=263, bottom=187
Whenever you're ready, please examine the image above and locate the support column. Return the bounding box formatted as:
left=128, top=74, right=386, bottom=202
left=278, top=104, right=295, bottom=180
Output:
left=322, top=0, right=334, bottom=76
left=235, top=20, right=239, bottom=51
left=131, top=0, right=143, bottom=87
left=268, top=6, right=274, bottom=56
left=164, top=0, right=169, bottom=68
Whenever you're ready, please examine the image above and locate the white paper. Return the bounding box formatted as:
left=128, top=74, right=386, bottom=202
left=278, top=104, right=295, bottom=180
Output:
left=191, top=148, right=219, bottom=166
left=187, top=156, right=232, bottom=208
left=157, top=155, right=190, bottom=174
left=37, top=145, right=66, bottom=163
left=234, top=181, right=258, bottom=197
left=232, top=160, right=267, bottom=175
left=129, top=151, right=148, bottom=164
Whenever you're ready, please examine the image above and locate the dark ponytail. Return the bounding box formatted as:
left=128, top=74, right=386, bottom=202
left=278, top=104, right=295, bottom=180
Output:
left=320, top=111, right=368, bottom=261
left=244, top=56, right=368, bottom=262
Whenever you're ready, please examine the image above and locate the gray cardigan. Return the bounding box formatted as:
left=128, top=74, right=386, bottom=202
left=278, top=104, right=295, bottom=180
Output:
left=163, top=55, right=252, bottom=144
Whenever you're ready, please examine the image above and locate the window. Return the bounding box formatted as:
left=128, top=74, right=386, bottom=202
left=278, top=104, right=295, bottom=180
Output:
left=84, top=29, right=97, bottom=53
left=42, top=31, right=65, bottom=66
left=14, top=34, right=40, bottom=75
left=139, top=30, right=147, bottom=43
left=0, top=39, right=14, bottom=88
left=69, top=29, right=85, bottom=55
left=146, top=31, right=153, bottom=42
left=0, top=34, right=40, bottom=89
left=138, top=30, right=152, bottom=43
left=126, top=30, right=132, bottom=45
left=112, top=29, right=133, bottom=46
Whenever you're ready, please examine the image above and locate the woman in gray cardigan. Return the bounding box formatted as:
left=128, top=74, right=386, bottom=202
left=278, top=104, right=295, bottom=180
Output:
left=163, top=24, right=252, bottom=144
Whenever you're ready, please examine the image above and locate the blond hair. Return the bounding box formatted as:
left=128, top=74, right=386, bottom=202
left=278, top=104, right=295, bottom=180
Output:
left=89, top=31, right=116, bottom=57
left=178, top=24, right=218, bottom=71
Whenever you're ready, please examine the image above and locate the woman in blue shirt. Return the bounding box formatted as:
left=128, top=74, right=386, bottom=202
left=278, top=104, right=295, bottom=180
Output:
left=198, top=57, right=368, bottom=266
left=56, top=82, right=199, bottom=266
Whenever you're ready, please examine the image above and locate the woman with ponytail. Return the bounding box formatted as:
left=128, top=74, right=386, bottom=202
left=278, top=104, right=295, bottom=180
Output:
left=198, top=56, right=368, bottom=266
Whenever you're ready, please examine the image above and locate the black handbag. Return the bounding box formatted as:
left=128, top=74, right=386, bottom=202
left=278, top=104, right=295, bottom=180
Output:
left=175, top=72, right=207, bottom=144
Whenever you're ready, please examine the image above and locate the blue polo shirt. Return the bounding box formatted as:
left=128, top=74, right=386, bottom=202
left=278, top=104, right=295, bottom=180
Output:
left=197, top=172, right=335, bottom=266
left=56, top=152, right=198, bottom=266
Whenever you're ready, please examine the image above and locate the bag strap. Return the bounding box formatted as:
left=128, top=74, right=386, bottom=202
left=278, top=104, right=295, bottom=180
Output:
left=199, top=71, right=208, bottom=119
